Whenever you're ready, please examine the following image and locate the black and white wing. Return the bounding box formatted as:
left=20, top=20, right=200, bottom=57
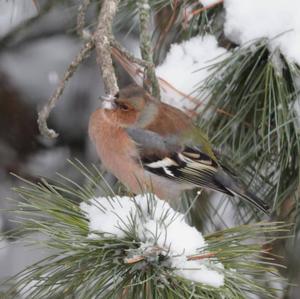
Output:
left=126, top=127, right=232, bottom=196
left=126, top=127, right=270, bottom=214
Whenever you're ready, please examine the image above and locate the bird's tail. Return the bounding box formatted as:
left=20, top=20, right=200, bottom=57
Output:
left=214, top=170, right=270, bottom=215
left=229, top=189, right=270, bottom=215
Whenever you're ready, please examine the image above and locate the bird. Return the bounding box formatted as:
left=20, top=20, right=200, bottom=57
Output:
left=89, top=84, right=270, bottom=214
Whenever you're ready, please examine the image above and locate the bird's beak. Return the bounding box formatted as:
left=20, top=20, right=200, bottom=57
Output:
left=100, top=94, right=117, bottom=110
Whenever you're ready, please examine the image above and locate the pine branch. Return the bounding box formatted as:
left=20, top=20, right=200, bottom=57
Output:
left=77, top=0, right=92, bottom=40
left=138, top=0, right=161, bottom=99
left=110, top=38, right=151, bottom=68
left=94, top=0, right=120, bottom=97
left=189, top=0, right=223, bottom=18
left=2, top=161, right=289, bottom=299
left=196, top=40, right=300, bottom=224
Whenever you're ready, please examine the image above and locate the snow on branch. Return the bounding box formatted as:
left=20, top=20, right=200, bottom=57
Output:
left=156, top=35, right=229, bottom=112
left=224, top=0, right=300, bottom=65
left=80, top=194, right=225, bottom=288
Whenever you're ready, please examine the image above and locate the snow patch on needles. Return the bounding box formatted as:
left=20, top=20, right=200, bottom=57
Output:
left=156, top=35, right=228, bottom=112
left=80, top=194, right=224, bottom=288
left=173, top=257, right=224, bottom=287
left=224, top=0, right=300, bottom=65
left=80, top=196, right=136, bottom=238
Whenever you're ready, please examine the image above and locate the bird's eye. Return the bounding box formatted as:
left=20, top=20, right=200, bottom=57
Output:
left=117, top=103, right=129, bottom=111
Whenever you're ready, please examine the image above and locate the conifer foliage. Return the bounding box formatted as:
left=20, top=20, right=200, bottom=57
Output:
left=1, top=1, right=300, bottom=298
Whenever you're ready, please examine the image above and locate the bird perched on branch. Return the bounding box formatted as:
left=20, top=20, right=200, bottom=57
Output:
left=89, top=84, right=269, bottom=214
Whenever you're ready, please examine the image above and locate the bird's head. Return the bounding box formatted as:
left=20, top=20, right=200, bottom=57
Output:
left=104, top=85, right=159, bottom=128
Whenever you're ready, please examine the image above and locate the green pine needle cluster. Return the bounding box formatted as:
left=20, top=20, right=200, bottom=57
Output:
left=196, top=40, right=300, bottom=225
left=1, top=1, right=299, bottom=297
left=1, top=162, right=290, bottom=299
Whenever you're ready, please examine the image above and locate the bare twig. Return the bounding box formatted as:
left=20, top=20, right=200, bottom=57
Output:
left=111, top=47, right=144, bottom=86
left=138, top=0, right=161, bottom=100
left=124, top=256, right=145, bottom=264
left=77, top=0, right=92, bottom=40
left=183, top=0, right=223, bottom=28
left=190, top=0, right=223, bottom=17
left=186, top=251, right=217, bottom=261
left=154, top=1, right=179, bottom=56
left=94, top=0, right=120, bottom=97
left=38, top=0, right=121, bottom=138
left=110, top=38, right=151, bottom=68
left=37, top=39, right=94, bottom=138
left=124, top=247, right=217, bottom=264
left=124, top=246, right=164, bottom=264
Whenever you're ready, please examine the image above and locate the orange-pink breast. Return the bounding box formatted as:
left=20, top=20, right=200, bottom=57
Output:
left=89, top=109, right=147, bottom=193
left=88, top=109, right=190, bottom=201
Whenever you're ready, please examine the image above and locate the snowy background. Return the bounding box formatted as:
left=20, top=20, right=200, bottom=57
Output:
left=1, top=0, right=300, bottom=298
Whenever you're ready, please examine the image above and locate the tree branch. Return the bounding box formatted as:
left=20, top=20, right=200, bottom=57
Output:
left=110, top=38, right=151, bottom=68
left=37, top=0, right=121, bottom=138
left=124, top=246, right=217, bottom=264
left=77, top=0, right=92, bottom=40
left=138, top=0, right=161, bottom=100
left=37, top=39, right=94, bottom=138
left=94, top=0, right=120, bottom=97
left=190, top=0, right=223, bottom=17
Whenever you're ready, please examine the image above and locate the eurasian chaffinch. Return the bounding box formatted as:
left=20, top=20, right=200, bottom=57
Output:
left=89, top=84, right=269, bottom=214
